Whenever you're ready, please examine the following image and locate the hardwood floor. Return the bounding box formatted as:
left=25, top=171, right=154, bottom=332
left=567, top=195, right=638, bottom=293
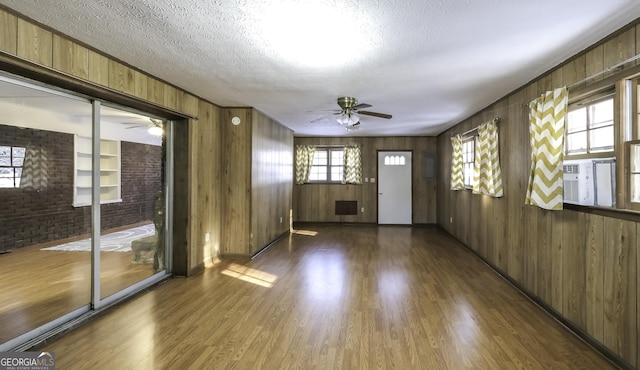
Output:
left=0, top=242, right=155, bottom=343
left=35, top=225, right=614, bottom=369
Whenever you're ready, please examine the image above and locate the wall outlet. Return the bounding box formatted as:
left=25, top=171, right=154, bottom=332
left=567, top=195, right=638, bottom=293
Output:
left=361, top=207, right=365, bottom=213
left=370, top=178, right=376, bottom=183
left=205, top=232, right=210, bottom=242
left=279, top=216, right=283, bottom=223
left=365, top=177, right=369, bottom=182
left=449, top=217, right=453, bottom=223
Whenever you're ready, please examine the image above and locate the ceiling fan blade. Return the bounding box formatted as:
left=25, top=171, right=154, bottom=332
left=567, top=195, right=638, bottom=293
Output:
left=353, top=103, right=372, bottom=109
left=358, top=110, right=392, bottom=119
left=310, top=112, right=340, bottom=123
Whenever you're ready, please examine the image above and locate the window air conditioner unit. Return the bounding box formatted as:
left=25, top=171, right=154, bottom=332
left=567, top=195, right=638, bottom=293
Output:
left=562, top=158, right=616, bottom=207
left=563, top=159, right=594, bottom=205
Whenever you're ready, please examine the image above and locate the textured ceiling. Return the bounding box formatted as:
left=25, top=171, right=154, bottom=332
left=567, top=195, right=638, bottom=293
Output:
left=2, top=0, right=640, bottom=136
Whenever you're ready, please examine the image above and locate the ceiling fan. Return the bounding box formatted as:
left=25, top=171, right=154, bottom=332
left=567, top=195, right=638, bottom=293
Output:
left=124, top=118, right=164, bottom=136
left=312, top=97, right=392, bottom=130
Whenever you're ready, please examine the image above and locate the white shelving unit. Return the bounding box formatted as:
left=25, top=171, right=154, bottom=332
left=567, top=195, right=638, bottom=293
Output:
left=74, top=135, right=122, bottom=207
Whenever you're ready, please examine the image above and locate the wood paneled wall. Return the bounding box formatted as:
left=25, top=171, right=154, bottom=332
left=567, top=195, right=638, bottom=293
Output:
left=437, top=20, right=640, bottom=367
left=251, top=111, right=294, bottom=255
left=192, top=101, right=222, bottom=268
left=0, top=7, right=288, bottom=274
left=221, top=108, right=294, bottom=257
left=294, top=136, right=437, bottom=224
left=220, top=108, right=252, bottom=256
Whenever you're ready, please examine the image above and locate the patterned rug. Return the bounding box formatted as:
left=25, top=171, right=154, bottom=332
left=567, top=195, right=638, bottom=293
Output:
left=41, top=224, right=155, bottom=252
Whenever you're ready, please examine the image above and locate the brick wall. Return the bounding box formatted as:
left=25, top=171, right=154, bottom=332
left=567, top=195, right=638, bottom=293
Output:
left=0, top=124, right=162, bottom=252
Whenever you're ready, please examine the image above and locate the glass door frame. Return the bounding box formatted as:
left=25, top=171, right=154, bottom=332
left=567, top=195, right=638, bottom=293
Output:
left=91, top=100, right=173, bottom=310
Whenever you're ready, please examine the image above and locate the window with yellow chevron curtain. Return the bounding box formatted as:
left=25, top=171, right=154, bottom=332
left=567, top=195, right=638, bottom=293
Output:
left=450, top=134, right=464, bottom=190
left=342, top=144, right=363, bottom=184
left=525, top=87, right=568, bottom=210
left=295, top=145, right=315, bottom=184
left=472, top=120, right=503, bottom=197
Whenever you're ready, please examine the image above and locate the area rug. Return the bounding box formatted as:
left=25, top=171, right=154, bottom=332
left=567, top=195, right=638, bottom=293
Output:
left=41, top=224, right=155, bottom=253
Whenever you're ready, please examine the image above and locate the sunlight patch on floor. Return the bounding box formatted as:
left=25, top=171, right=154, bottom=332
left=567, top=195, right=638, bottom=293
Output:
left=220, top=263, right=278, bottom=288
left=291, top=229, right=318, bottom=236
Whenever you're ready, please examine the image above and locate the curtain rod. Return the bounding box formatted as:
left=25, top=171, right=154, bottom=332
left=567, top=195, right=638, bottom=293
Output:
left=460, top=117, right=500, bottom=137
left=567, top=53, right=640, bottom=89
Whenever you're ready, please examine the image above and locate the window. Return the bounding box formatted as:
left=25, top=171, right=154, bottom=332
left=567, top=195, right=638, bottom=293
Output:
left=309, top=147, right=343, bottom=182
left=384, top=155, right=406, bottom=166
left=461, top=137, right=475, bottom=188
left=566, top=94, right=614, bottom=155
left=0, top=146, right=25, bottom=188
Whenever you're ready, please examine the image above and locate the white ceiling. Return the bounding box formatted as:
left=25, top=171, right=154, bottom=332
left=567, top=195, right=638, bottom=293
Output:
left=1, top=0, right=640, bottom=137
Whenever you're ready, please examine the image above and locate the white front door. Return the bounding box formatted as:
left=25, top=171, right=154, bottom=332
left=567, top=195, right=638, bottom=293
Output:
left=378, top=151, right=412, bottom=224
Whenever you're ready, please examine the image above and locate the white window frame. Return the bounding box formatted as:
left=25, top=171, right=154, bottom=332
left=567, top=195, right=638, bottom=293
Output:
left=565, top=92, right=615, bottom=157
left=309, top=147, right=344, bottom=183
left=0, top=145, right=25, bottom=188
left=461, top=136, right=475, bottom=189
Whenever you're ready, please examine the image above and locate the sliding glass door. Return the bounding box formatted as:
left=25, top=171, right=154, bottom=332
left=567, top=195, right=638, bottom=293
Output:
left=98, top=105, right=167, bottom=300
left=0, top=74, right=172, bottom=350
left=0, top=77, right=93, bottom=346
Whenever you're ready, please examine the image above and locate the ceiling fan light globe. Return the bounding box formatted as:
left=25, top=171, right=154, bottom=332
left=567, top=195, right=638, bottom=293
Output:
left=148, top=126, right=163, bottom=136
left=350, top=112, right=360, bottom=125
left=337, top=113, right=348, bottom=125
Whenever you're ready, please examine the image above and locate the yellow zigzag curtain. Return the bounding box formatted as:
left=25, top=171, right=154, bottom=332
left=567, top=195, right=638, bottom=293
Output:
left=450, top=134, right=464, bottom=190
left=525, top=87, right=568, bottom=210
left=343, top=145, right=363, bottom=184
left=472, top=120, right=503, bottom=197
left=295, top=145, right=315, bottom=184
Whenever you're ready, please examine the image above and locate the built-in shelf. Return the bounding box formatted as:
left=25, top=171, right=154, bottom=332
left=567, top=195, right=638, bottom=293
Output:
left=73, top=135, right=121, bottom=207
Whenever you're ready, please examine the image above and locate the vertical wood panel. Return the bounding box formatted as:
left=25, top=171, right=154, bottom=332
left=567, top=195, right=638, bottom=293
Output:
left=551, top=211, right=563, bottom=313
left=17, top=19, right=52, bottom=67
left=561, top=54, right=586, bottom=87
left=52, top=35, right=88, bottom=79
left=637, top=25, right=640, bottom=67
left=585, top=45, right=604, bottom=84
left=561, top=210, right=586, bottom=328
left=603, top=28, right=636, bottom=78
left=603, top=218, right=636, bottom=365
left=536, top=209, right=553, bottom=303
left=108, top=60, right=135, bottom=95
left=147, top=78, right=165, bottom=106
left=87, top=50, right=109, bottom=86
left=586, top=214, right=604, bottom=343
left=181, top=93, right=200, bottom=117
left=164, top=85, right=178, bottom=110
left=506, top=91, right=526, bottom=283
left=133, top=70, right=147, bottom=99
left=194, top=101, right=220, bottom=266
left=0, top=10, right=18, bottom=54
